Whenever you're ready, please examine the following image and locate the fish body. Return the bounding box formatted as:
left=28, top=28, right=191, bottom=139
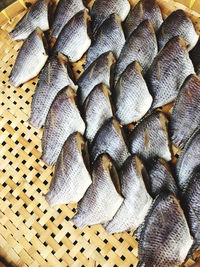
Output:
left=114, top=61, right=152, bottom=125
left=146, top=36, right=194, bottom=109
left=41, top=87, right=85, bottom=166
left=9, top=0, right=49, bottom=41
left=53, top=10, right=91, bottom=62
left=29, top=52, right=77, bottom=129
left=72, top=154, right=123, bottom=229
left=9, top=28, right=48, bottom=87
left=115, top=20, right=158, bottom=82
left=190, top=39, right=200, bottom=76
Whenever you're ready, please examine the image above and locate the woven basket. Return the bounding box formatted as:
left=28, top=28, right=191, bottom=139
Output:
left=0, top=0, right=199, bottom=266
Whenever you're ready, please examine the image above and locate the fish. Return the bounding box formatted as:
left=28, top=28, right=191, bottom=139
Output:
left=29, top=52, right=77, bottom=129
left=85, top=14, right=125, bottom=69
left=149, top=158, right=178, bottom=198
left=176, top=128, right=200, bottom=191
left=171, top=74, right=200, bottom=149
left=105, top=155, right=152, bottom=234
left=53, top=10, right=91, bottom=62
left=41, top=87, right=85, bottom=166
left=72, top=154, right=124, bottom=229
left=137, top=193, right=193, bottom=267
left=45, top=132, right=91, bottom=206
left=9, top=28, right=48, bottom=87
left=83, top=83, right=113, bottom=143
left=90, top=118, right=130, bottom=168
left=129, top=111, right=171, bottom=163
left=124, top=0, right=163, bottom=38
left=51, top=0, right=85, bottom=39
left=90, top=0, right=130, bottom=34
left=114, top=61, right=153, bottom=125
left=9, top=0, right=49, bottom=41
left=190, top=38, right=200, bottom=76
left=115, top=20, right=158, bottom=82
left=77, top=51, right=116, bottom=105
left=158, top=9, right=198, bottom=51
left=146, top=36, right=194, bottom=109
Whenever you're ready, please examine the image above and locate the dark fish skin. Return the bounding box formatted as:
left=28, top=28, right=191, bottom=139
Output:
left=90, top=0, right=130, bottom=34
left=171, top=74, right=200, bottom=149
left=90, top=118, right=130, bottom=169
left=137, top=193, right=193, bottom=267
left=85, top=14, right=125, bottom=69
left=129, top=111, right=171, bottom=164
left=114, top=61, right=152, bottom=125
left=190, top=39, right=200, bottom=77
left=29, top=52, right=77, bottom=129
left=53, top=10, right=91, bottom=62
left=51, top=0, right=85, bottom=39
left=9, top=0, right=49, bottom=41
left=124, top=0, right=163, bottom=38
left=77, top=51, right=116, bottom=105
left=115, top=20, right=158, bottom=82
left=72, top=154, right=124, bottom=229
left=158, top=10, right=198, bottom=51
left=9, top=28, right=48, bottom=87
left=41, top=87, right=85, bottom=166
left=146, top=36, right=194, bottom=109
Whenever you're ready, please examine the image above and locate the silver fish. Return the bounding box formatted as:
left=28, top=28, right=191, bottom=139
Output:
left=158, top=9, right=198, bottom=51
left=114, top=61, right=152, bottom=125
left=91, top=118, right=130, bottom=168
left=9, top=28, right=48, bottom=87
left=83, top=83, right=113, bottom=143
left=85, top=14, right=125, bottom=69
left=115, top=20, right=158, bottom=82
left=137, top=193, right=193, bottom=267
left=124, top=0, right=163, bottom=38
left=129, top=111, right=171, bottom=163
left=72, top=154, right=124, bottom=229
left=9, top=0, right=49, bottom=41
left=77, top=51, right=116, bottom=105
left=53, top=10, right=91, bottom=62
left=105, top=155, right=152, bottom=234
left=190, top=39, right=200, bottom=76
left=45, top=132, right=91, bottom=206
left=41, top=87, right=85, bottom=166
left=51, top=0, right=85, bottom=39
left=29, top=52, right=77, bottom=129
left=171, top=74, right=200, bottom=149
left=146, top=36, right=194, bottom=109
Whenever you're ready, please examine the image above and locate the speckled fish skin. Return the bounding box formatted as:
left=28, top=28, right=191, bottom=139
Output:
left=53, top=10, right=91, bottom=62
left=85, top=14, right=125, bottom=69
left=124, top=0, right=163, bottom=38
left=41, top=87, right=85, bottom=166
left=171, top=74, right=200, bottom=149
left=90, top=118, right=130, bottom=168
left=105, top=155, right=152, bottom=234
left=9, top=28, right=48, bottom=87
left=146, top=36, right=194, bottom=110
left=129, top=111, right=171, bottom=163
left=77, top=51, right=116, bottom=105
left=29, top=52, right=77, bottom=129
left=137, top=193, right=193, bottom=267
left=83, top=83, right=113, bottom=143
left=190, top=39, right=200, bottom=76
left=51, top=0, right=85, bottom=39
left=115, top=20, right=158, bottom=82
left=158, top=9, right=198, bottom=51
left=45, top=132, right=91, bottom=206
left=90, top=0, right=130, bottom=34
left=114, top=61, right=152, bottom=125
left=9, top=0, right=49, bottom=41
left=176, top=128, right=200, bottom=191
left=72, top=154, right=124, bottom=229
left=149, top=158, right=178, bottom=198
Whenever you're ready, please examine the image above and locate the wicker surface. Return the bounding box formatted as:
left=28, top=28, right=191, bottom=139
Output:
left=0, top=0, right=198, bottom=266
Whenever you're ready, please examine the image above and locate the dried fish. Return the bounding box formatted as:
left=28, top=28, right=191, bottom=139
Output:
left=190, top=38, right=200, bottom=76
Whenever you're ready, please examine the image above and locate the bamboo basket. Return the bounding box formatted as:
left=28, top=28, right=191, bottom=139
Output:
left=0, top=0, right=199, bottom=266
